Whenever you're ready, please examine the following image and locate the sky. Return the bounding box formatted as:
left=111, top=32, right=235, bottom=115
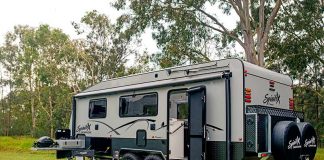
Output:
left=0, top=0, right=239, bottom=52
left=0, top=0, right=162, bottom=96
left=0, top=0, right=158, bottom=52
left=0, top=0, right=240, bottom=96
left=1, top=0, right=110, bottom=41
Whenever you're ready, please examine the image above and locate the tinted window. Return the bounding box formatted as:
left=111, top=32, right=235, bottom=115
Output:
left=120, top=93, right=158, bottom=117
left=89, top=99, right=107, bottom=119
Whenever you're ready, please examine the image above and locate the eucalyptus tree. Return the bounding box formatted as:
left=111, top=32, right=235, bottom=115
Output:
left=73, top=10, right=138, bottom=85
left=33, top=25, right=77, bottom=137
left=0, top=26, right=29, bottom=136
left=112, top=0, right=284, bottom=67
left=0, top=25, right=80, bottom=137
left=266, top=0, right=323, bottom=134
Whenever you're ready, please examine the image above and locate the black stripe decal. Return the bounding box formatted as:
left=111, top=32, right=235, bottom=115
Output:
left=90, top=120, right=120, bottom=135
left=206, top=124, right=223, bottom=131
left=108, top=119, right=156, bottom=134
left=155, top=124, right=167, bottom=131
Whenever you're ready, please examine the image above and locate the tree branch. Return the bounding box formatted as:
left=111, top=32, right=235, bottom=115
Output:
left=193, top=7, right=245, bottom=48
left=228, top=0, right=246, bottom=25
left=189, top=48, right=211, bottom=62
left=199, top=21, right=245, bottom=48
left=234, top=0, right=244, bottom=11
left=257, top=0, right=265, bottom=46
left=261, top=0, right=282, bottom=43
left=257, top=0, right=266, bottom=66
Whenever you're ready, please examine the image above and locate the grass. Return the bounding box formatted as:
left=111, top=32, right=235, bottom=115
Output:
left=0, top=151, right=55, bottom=160
left=0, top=136, right=55, bottom=160
left=0, top=136, right=323, bottom=160
left=315, top=148, right=324, bottom=160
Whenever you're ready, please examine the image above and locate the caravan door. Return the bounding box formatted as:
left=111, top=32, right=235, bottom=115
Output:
left=188, top=86, right=206, bottom=160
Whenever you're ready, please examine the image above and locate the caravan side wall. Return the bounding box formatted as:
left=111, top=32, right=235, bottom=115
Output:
left=73, top=59, right=246, bottom=159
left=73, top=59, right=300, bottom=159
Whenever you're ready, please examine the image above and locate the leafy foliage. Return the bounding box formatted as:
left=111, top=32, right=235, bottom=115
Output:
left=266, top=0, right=324, bottom=135
left=0, top=10, right=148, bottom=137
left=0, top=1, right=322, bottom=139
left=113, top=0, right=284, bottom=67
left=72, top=10, right=140, bottom=84
left=0, top=25, right=80, bottom=137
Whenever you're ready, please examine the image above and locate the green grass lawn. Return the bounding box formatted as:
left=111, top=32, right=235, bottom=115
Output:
left=0, top=151, right=55, bottom=160
left=0, top=136, right=323, bottom=160
left=0, top=136, right=56, bottom=160
left=315, top=148, right=324, bottom=160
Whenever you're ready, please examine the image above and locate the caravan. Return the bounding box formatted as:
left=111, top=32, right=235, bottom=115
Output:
left=33, top=59, right=317, bottom=160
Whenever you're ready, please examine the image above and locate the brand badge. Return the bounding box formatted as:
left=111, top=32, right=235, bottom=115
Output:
left=263, top=92, right=280, bottom=105
left=288, top=136, right=301, bottom=150
left=76, top=123, right=91, bottom=134
left=304, top=136, right=317, bottom=148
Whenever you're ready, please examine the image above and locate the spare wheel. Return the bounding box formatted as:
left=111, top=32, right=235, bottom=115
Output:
left=297, top=122, right=317, bottom=160
left=272, top=121, right=301, bottom=160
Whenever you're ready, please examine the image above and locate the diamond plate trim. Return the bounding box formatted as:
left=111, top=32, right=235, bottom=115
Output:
left=246, top=105, right=304, bottom=120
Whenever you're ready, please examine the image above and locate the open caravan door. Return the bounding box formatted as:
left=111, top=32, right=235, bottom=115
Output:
left=187, top=86, right=206, bottom=160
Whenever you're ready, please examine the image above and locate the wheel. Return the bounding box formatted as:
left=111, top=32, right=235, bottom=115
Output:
left=144, top=155, right=162, bottom=160
left=121, top=153, right=141, bottom=160
left=272, top=121, right=301, bottom=160
left=297, top=122, right=317, bottom=160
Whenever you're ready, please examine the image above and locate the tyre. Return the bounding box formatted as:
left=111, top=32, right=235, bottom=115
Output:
left=297, top=122, right=317, bottom=160
left=272, top=121, right=301, bottom=160
left=144, top=155, right=163, bottom=160
left=121, top=153, right=141, bottom=160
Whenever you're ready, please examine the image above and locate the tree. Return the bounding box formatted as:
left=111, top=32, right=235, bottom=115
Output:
left=72, top=10, right=138, bottom=85
left=267, top=0, right=323, bottom=75
left=0, top=25, right=80, bottom=137
left=0, top=11, right=143, bottom=136
left=33, top=25, right=77, bottom=137
left=113, top=0, right=284, bottom=67
left=0, top=28, right=22, bottom=136
left=266, top=0, right=323, bottom=135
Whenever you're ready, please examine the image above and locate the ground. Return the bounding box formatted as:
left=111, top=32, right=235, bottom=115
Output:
left=0, top=136, right=55, bottom=160
left=0, top=136, right=323, bottom=160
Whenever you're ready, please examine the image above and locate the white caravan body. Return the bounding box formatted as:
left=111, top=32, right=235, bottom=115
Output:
left=36, top=59, right=315, bottom=160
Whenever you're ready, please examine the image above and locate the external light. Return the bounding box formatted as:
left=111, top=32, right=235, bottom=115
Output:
left=269, top=80, right=275, bottom=91
left=244, top=70, right=248, bottom=76
left=289, top=98, right=294, bottom=110
left=245, top=88, right=252, bottom=103
left=260, top=153, right=268, bottom=157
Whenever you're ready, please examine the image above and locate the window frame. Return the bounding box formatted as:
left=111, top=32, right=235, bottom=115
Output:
left=119, top=92, right=158, bottom=118
left=88, top=98, right=107, bottom=119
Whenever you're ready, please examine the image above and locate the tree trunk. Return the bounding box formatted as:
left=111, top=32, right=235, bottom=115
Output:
left=315, top=67, right=319, bottom=123
left=49, top=93, right=54, bottom=138
left=31, top=98, right=36, bottom=137
left=258, top=41, right=266, bottom=67
left=0, top=73, right=4, bottom=135
left=243, top=36, right=258, bottom=65
left=7, top=74, right=12, bottom=136
left=30, top=76, right=36, bottom=137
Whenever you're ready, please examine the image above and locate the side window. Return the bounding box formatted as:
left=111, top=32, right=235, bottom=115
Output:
left=89, top=99, right=107, bottom=119
left=120, top=93, right=158, bottom=117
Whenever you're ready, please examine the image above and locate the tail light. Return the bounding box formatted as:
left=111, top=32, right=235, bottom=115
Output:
left=259, top=153, right=268, bottom=158
left=244, top=70, right=248, bottom=76
left=289, top=98, right=294, bottom=110
left=245, top=88, right=252, bottom=103
left=269, top=80, right=275, bottom=91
